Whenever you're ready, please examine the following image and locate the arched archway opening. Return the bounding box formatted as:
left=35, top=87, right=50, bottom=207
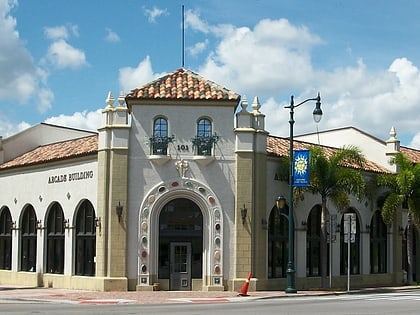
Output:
left=158, top=198, right=203, bottom=290
left=20, top=205, right=37, bottom=272
left=75, top=199, right=96, bottom=276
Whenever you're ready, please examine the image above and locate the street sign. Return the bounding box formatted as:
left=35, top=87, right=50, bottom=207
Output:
left=326, top=214, right=337, bottom=243
left=344, top=213, right=356, bottom=243
left=343, top=213, right=357, bottom=292
left=344, top=234, right=356, bottom=243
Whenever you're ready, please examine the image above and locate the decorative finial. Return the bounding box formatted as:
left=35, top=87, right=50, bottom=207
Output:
left=387, top=126, right=398, bottom=143
left=118, top=91, right=125, bottom=107
left=240, top=96, right=248, bottom=112
left=252, top=96, right=261, bottom=112
left=106, top=91, right=115, bottom=108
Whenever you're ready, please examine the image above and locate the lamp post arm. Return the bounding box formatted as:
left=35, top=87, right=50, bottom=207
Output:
left=285, top=93, right=321, bottom=110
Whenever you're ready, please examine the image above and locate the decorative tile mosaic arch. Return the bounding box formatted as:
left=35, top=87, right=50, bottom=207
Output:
left=138, top=178, right=224, bottom=287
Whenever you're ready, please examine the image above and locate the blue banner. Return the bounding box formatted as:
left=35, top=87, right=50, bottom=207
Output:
left=293, top=149, right=310, bottom=187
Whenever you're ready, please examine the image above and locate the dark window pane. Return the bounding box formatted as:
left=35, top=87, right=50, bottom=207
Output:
left=0, top=208, right=12, bottom=270
left=268, top=205, right=288, bottom=278
left=21, top=205, right=37, bottom=272
left=75, top=200, right=96, bottom=276
left=46, top=203, right=65, bottom=274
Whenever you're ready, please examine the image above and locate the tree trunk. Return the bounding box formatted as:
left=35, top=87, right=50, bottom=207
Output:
left=407, top=213, right=414, bottom=284
left=320, top=197, right=328, bottom=288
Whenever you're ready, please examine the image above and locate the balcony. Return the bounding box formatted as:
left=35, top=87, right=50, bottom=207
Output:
left=148, top=135, right=174, bottom=165
left=191, top=134, right=219, bottom=165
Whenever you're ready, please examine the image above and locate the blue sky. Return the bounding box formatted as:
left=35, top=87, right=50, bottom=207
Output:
left=1, top=0, right=420, bottom=148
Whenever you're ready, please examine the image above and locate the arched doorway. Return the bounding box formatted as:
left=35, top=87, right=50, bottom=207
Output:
left=158, top=198, right=203, bottom=290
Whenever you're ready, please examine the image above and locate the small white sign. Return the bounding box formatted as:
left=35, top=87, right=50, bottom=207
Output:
left=344, top=213, right=356, bottom=243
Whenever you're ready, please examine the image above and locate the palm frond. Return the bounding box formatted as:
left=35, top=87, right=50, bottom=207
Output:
left=377, top=173, right=397, bottom=189
left=396, top=170, right=415, bottom=197
left=329, top=190, right=350, bottom=212
left=331, top=145, right=366, bottom=168
left=335, top=167, right=366, bottom=200
left=381, top=193, right=404, bottom=224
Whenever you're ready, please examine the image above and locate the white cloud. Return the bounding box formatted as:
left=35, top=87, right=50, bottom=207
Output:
left=44, top=24, right=79, bottom=40
left=44, top=25, right=69, bottom=40
left=410, top=132, right=420, bottom=149
left=44, top=109, right=102, bottom=132
left=0, top=0, right=54, bottom=111
left=46, top=39, right=87, bottom=69
left=143, top=6, right=168, bottom=23
left=118, top=56, right=166, bottom=93
left=193, top=16, right=322, bottom=95
left=105, top=28, right=120, bottom=43
left=188, top=39, right=208, bottom=56
left=37, top=88, right=54, bottom=113
left=185, top=9, right=211, bottom=33
left=178, top=11, right=420, bottom=148
left=0, top=114, right=31, bottom=138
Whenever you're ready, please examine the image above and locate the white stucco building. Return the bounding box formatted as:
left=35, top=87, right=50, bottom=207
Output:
left=0, top=68, right=419, bottom=291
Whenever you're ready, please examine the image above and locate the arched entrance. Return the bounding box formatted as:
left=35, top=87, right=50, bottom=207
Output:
left=158, top=198, right=203, bottom=290
left=138, top=178, right=224, bottom=291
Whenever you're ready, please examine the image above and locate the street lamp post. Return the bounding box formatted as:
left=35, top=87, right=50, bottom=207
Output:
left=280, top=93, right=322, bottom=294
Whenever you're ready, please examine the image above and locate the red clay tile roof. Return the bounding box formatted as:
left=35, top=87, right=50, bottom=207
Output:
left=400, top=146, right=420, bottom=163
left=0, top=135, right=98, bottom=170
left=1, top=133, right=413, bottom=175
left=125, top=68, right=240, bottom=102
left=267, top=136, right=392, bottom=174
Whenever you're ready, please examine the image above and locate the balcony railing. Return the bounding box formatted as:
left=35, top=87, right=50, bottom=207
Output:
left=192, top=134, right=219, bottom=156
left=149, top=135, right=175, bottom=155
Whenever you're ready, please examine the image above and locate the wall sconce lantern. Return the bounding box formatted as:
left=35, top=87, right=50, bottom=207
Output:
left=275, top=195, right=286, bottom=210
left=301, top=221, right=307, bottom=227
left=36, top=220, right=43, bottom=230
left=240, top=204, right=247, bottom=224
left=116, top=201, right=123, bottom=222
left=64, top=218, right=70, bottom=229
left=95, top=216, right=101, bottom=228
left=95, top=216, right=102, bottom=234
left=366, top=224, right=371, bottom=233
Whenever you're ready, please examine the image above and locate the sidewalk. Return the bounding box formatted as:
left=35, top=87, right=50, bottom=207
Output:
left=0, top=285, right=418, bottom=305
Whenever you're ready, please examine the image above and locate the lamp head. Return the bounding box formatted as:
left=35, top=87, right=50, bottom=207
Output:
left=276, top=195, right=286, bottom=210
left=312, top=92, right=322, bottom=123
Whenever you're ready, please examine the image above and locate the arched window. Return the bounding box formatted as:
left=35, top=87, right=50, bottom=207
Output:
left=370, top=210, right=387, bottom=273
left=268, top=204, right=288, bottom=278
left=151, top=117, right=169, bottom=155
left=20, top=205, right=37, bottom=272
left=193, top=118, right=218, bottom=156
left=75, top=200, right=96, bottom=276
left=0, top=207, right=12, bottom=270
left=340, top=209, right=360, bottom=275
left=306, top=205, right=325, bottom=276
left=46, top=203, right=65, bottom=274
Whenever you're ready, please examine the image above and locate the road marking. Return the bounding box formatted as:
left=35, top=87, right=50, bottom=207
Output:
left=78, top=299, right=135, bottom=304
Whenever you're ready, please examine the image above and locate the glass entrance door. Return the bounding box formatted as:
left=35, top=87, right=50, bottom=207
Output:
left=170, top=242, right=191, bottom=290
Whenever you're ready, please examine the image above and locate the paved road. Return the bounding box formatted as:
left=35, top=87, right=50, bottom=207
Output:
left=0, top=289, right=419, bottom=314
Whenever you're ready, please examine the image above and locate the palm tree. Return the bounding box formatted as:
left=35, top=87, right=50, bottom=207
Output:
left=377, top=152, right=420, bottom=283
left=307, top=145, right=367, bottom=288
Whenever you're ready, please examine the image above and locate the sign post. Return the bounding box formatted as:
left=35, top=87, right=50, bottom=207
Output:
left=327, top=214, right=337, bottom=288
left=344, top=213, right=356, bottom=292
